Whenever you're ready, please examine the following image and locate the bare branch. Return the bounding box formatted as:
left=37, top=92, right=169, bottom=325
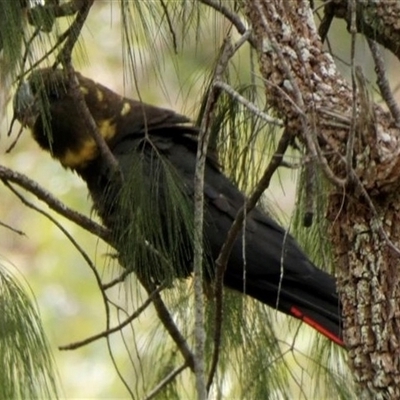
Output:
left=59, top=284, right=165, bottom=351
left=213, top=81, right=283, bottom=126
left=3, top=181, right=115, bottom=357
left=346, top=0, right=357, bottom=181
left=198, top=0, right=257, bottom=48
left=0, top=165, right=194, bottom=374
left=138, top=277, right=195, bottom=372
left=368, top=39, right=400, bottom=127
left=64, top=64, right=122, bottom=179
left=101, top=269, right=133, bottom=291
left=55, top=0, right=95, bottom=66
left=318, top=1, right=335, bottom=42
left=209, top=128, right=292, bottom=391
left=0, top=220, right=25, bottom=236
left=331, top=0, right=400, bottom=61
left=194, top=36, right=237, bottom=399
left=142, top=363, right=189, bottom=400
left=0, top=165, right=110, bottom=242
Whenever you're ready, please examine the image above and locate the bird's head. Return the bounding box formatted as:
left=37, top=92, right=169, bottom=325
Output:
left=14, top=68, right=127, bottom=169
left=14, top=68, right=193, bottom=171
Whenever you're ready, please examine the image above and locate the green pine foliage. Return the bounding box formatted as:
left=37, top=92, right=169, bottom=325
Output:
left=0, top=263, right=58, bottom=399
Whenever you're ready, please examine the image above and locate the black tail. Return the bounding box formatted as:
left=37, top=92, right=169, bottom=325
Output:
left=223, top=268, right=343, bottom=346
left=202, top=166, right=343, bottom=346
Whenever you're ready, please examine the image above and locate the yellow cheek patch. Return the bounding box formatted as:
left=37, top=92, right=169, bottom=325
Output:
left=79, top=86, right=89, bottom=95
left=59, top=138, right=98, bottom=168
left=96, top=88, right=104, bottom=102
left=98, top=118, right=117, bottom=139
left=58, top=119, right=116, bottom=168
left=121, top=102, right=131, bottom=116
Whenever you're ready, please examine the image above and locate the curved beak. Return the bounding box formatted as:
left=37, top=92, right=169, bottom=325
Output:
left=13, top=80, right=38, bottom=129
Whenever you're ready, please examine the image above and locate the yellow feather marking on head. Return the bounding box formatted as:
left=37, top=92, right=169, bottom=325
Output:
left=58, top=120, right=116, bottom=168
left=79, top=86, right=89, bottom=95
left=120, top=102, right=131, bottom=116
left=98, top=118, right=117, bottom=139
left=96, top=88, right=104, bottom=102
left=59, top=138, right=98, bottom=168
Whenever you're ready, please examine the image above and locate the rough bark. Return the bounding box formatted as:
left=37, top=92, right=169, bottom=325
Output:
left=244, top=0, right=400, bottom=398
left=330, top=0, right=400, bottom=61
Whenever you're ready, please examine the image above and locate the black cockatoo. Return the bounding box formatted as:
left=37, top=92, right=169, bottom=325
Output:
left=14, top=68, right=343, bottom=346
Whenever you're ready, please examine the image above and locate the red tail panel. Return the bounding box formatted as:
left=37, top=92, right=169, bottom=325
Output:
left=290, top=306, right=344, bottom=347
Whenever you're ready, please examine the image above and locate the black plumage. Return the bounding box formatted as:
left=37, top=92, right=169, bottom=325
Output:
left=14, top=68, right=343, bottom=346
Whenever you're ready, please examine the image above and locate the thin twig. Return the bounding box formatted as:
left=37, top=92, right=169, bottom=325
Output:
left=142, top=363, right=189, bottom=400
left=15, top=27, right=70, bottom=82
left=1, top=166, right=195, bottom=370
left=55, top=0, right=95, bottom=66
left=59, top=284, right=165, bottom=350
left=198, top=0, right=257, bottom=48
left=101, top=269, right=132, bottom=290
left=194, top=34, right=240, bottom=396
left=15, top=5, right=85, bottom=84
left=105, top=324, right=135, bottom=398
left=3, top=181, right=105, bottom=286
left=194, top=40, right=228, bottom=394
left=346, top=0, right=357, bottom=181
left=0, top=165, right=110, bottom=242
left=6, top=125, right=24, bottom=153
left=138, top=277, right=196, bottom=371
left=10, top=25, right=41, bottom=93
left=3, top=180, right=114, bottom=334
left=3, top=176, right=135, bottom=396
left=7, top=28, right=41, bottom=139
left=159, top=0, right=178, bottom=54
left=207, top=30, right=279, bottom=391
left=0, top=220, right=26, bottom=236
left=56, top=1, right=121, bottom=180
left=208, top=129, right=292, bottom=391
left=317, top=107, right=351, bottom=125
left=318, top=1, right=334, bottom=43
left=64, top=64, right=122, bottom=178
left=214, top=81, right=283, bottom=126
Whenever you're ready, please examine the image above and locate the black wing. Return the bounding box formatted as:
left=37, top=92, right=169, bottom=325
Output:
left=84, top=125, right=343, bottom=346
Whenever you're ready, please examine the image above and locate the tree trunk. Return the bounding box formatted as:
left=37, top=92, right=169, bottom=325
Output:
left=245, top=0, right=400, bottom=397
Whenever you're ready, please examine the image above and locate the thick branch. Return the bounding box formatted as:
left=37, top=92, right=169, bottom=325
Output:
left=0, top=164, right=109, bottom=241
left=331, top=0, right=400, bottom=61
